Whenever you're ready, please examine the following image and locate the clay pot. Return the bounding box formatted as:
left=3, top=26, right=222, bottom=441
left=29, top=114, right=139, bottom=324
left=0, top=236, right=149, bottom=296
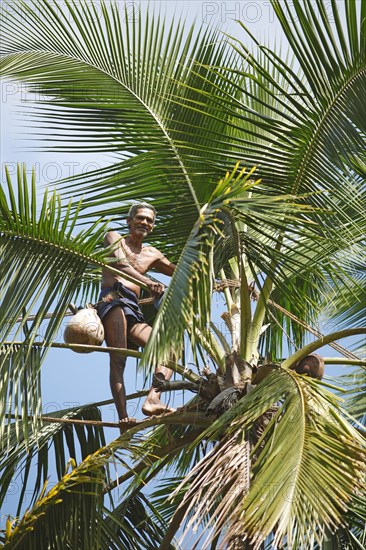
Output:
left=64, top=307, right=104, bottom=353
left=294, top=354, right=324, bottom=380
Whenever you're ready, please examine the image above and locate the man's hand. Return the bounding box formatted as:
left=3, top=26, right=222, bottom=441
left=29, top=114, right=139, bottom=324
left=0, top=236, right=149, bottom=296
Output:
left=147, top=280, right=165, bottom=297
left=147, top=281, right=165, bottom=297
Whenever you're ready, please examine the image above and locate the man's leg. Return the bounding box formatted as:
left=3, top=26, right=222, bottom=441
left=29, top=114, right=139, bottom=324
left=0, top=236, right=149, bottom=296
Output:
left=102, top=307, right=133, bottom=424
left=128, top=323, right=175, bottom=416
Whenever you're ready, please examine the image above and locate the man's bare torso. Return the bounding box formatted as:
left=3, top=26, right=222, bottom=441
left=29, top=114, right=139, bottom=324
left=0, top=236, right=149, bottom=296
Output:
left=102, top=233, right=165, bottom=297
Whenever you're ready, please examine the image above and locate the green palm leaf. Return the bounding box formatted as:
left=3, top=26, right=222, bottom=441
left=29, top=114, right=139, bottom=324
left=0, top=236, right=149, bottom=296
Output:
left=0, top=404, right=106, bottom=517
left=3, top=454, right=105, bottom=549
left=0, top=165, right=110, bottom=342
left=0, top=0, right=242, bottom=255
left=102, top=493, right=177, bottom=550
left=171, top=368, right=366, bottom=549
left=2, top=426, right=181, bottom=549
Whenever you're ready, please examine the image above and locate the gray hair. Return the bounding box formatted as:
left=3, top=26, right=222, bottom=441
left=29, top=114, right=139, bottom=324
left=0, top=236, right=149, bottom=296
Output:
left=127, top=202, right=156, bottom=221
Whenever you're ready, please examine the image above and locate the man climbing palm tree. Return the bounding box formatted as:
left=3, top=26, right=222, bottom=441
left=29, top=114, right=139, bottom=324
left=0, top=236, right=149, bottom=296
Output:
left=97, top=202, right=176, bottom=424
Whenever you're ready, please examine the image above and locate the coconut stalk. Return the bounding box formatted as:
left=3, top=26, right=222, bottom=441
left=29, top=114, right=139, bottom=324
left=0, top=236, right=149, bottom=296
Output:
left=281, top=327, right=366, bottom=369
left=323, top=358, right=366, bottom=367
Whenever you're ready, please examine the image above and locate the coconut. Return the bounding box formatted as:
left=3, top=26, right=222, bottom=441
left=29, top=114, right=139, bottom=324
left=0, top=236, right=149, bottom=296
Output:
left=294, top=354, right=324, bottom=380
left=64, top=306, right=104, bottom=353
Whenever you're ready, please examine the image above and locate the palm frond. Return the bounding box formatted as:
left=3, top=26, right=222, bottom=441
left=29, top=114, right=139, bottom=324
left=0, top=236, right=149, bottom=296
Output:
left=3, top=426, right=180, bottom=549
left=0, top=403, right=106, bottom=516
left=3, top=448, right=105, bottom=549
left=0, top=0, right=242, bottom=254
left=335, top=368, right=366, bottom=425
left=0, top=165, right=110, bottom=343
left=102, top=493, right=177, bottom=550
left=172, top=368, right=366, bottom=549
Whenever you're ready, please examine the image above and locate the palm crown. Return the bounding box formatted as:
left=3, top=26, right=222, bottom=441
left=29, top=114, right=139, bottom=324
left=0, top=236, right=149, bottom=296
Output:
left=0, top=0, right=365, bottom=548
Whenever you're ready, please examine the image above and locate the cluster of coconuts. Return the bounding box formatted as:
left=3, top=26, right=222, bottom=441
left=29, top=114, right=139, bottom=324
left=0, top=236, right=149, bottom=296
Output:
left=64, top=306, right=104, bottom=353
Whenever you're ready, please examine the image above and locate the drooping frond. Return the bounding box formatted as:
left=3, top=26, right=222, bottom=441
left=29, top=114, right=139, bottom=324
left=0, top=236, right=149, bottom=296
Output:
left=0, top=165, right=111, bottom=342
left=3, top=449, right=106, bottom=549
left=171, top=368, right=366, bottom=549
left=2, top=425, right=184, bottom=549
left=101, top=493, right=177, bottom=550
left=0, top=0, right=243, bottom=255
left=0, top=403, right=106, bottom=516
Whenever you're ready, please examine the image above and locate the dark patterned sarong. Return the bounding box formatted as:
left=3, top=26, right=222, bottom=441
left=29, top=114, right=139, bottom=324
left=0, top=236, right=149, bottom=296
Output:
left=96, top=282, right=145, bottom=329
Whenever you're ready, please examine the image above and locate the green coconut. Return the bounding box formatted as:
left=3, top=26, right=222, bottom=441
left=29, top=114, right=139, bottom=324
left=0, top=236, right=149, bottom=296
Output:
left=64, top=306, right=104, bottom=353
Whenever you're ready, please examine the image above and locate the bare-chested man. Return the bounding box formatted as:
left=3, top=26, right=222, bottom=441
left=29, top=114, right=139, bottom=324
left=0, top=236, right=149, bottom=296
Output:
left=97, top=202, right=176, bottom=424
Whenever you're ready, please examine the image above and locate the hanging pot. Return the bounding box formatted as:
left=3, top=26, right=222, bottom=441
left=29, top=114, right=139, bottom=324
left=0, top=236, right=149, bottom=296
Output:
left=64, top=306, right=104, bottom=353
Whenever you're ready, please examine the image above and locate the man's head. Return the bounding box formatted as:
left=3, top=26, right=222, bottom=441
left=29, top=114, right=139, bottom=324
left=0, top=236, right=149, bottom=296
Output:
left=127, top=202, right=156, bottom=237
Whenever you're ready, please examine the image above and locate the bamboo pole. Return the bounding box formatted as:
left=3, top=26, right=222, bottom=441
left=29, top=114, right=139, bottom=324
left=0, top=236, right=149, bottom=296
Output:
left=1, top=341, right=201, bottom=383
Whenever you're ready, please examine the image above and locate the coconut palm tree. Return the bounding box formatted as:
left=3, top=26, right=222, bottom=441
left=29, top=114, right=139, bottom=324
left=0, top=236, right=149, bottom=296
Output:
left=0, top=0, right=365, bottom=548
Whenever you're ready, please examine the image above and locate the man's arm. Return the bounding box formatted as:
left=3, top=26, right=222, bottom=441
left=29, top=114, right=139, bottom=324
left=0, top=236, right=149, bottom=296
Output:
left=152, top=254, right=176, bottom=277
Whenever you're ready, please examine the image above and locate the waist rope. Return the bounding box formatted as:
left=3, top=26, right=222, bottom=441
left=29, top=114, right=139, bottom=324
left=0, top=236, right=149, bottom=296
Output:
left=92, top=290, right=155, bottom=309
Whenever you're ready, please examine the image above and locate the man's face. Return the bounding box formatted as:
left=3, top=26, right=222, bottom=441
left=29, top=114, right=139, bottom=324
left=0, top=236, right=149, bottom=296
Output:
left=127, top=207, right=155, bottom=237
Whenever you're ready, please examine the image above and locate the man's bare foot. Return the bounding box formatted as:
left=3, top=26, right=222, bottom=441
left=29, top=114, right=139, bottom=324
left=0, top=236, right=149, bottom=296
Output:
left=141, top=401, right=176, bottom=417
left=118, top=417, right=138, bottom=434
